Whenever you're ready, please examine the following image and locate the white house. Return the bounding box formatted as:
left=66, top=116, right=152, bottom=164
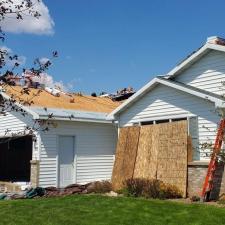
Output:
left=0, top=88, right=119, bottom=188
left=1, top=36, right=225, bottom=197
left=109, top=36, right=225, bottom=197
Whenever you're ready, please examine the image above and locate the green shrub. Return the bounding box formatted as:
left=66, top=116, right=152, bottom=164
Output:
left=125, top=178, right=146, bottom=197
left=159, top=182, right=183, bottom=199
left=124, top=178, right=182, bottom=199
left=87, top=181, right=112, bottom=194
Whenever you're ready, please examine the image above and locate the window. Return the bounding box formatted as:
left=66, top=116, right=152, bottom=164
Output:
left=141, top=121, right=154, bottom=125
left=172, top=117, right=187, bottom=122
left=155, top=119, right=169, bottom=124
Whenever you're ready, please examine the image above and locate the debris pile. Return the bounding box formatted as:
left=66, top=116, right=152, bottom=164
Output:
left=207, top=36, right=225, bottom=46
left=0, top=181, right=27, bottom=193
left=112, top=86, right=135, bottom=101
left=99, top=87, right=135, bottom=102
left=44, top=184, right=88, bottom=197
left=0, top=181, right=112, bottom=200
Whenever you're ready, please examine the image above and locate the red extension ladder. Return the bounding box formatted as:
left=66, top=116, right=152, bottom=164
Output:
left=201, top=118, right=225, bottom=201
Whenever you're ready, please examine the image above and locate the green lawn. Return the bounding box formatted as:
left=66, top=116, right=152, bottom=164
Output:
left=0, top=195, right=225, bottom=225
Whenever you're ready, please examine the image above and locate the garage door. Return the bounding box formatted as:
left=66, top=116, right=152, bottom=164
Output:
left=112, top=120, right=188, bottom=197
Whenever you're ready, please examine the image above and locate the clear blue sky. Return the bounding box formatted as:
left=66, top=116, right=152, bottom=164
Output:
left=4, top=0, right=225, bottom=94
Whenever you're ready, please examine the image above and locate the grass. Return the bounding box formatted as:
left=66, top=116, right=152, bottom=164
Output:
left=0, top=195, right=225, bottom=225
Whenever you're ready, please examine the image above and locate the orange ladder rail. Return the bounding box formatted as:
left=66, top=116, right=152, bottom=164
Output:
left=201, top=118, right=225, bottom=201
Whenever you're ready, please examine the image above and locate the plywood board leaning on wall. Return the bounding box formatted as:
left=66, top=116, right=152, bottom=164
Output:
left=156, top=121, right=188, bottom=197
left=133, top=125, right=158, bottom=179
left=112, top=120, right=188, bottom=197
left=111, top=126, right=140, bottom=191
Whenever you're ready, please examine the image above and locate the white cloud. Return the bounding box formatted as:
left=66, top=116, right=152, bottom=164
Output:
left=39, top=73, right=79, bottom=92
left=55, top=78, right=81, bottom=92
left=39, top=57, right=50, bottom=65
left=65, top=78, right=82, bottom=91
left=0, top=45, right=26, bottom=66
left=0, top=46, right=12, bottom=54
left=1, top=0, right=54, bottom=35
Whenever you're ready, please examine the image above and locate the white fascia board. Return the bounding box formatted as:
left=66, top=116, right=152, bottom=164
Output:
left=167, top=43, right=225, bottom=77
left=0, top=91, right=39, bottom=119
left=39, top=115, right=113, bottom=124
left=167, top=44, right=209, bottom=76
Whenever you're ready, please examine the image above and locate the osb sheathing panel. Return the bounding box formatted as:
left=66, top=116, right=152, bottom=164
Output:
left=157, top=121, right=188, bottom=197
left=111, top=127, right=128, bottom=190
left=112, top=121, right=188, bottom=196
left=133, top=125, right=158, bottom=179
left=111, top=126, right=140, bottom=190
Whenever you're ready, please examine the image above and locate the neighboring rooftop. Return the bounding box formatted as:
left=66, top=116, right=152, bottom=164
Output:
left=1, top=85, right=121, bottom=114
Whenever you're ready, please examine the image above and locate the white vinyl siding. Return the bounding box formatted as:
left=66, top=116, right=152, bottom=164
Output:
left=76, top=155, right=115, bottom=183
left=39, top=121, right=117, bottom=187
left=175, top=51, right=225, bottom=95
left=0, top=111, right=30, bottom=136
left=118, top=84, right=219, bottom=160
left=0, top=111, right=39, bottom=159
left=0, top=110, right=117, bottom=187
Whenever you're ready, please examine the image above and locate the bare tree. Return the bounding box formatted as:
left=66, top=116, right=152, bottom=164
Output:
left=0, top=0, right=57, bottom=141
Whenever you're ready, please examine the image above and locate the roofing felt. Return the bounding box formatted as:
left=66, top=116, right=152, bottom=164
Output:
left=1, top=85, right=121, bottom=114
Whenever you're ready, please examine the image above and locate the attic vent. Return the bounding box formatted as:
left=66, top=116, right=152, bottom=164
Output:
left=207, top=36, right=225, bottom=46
